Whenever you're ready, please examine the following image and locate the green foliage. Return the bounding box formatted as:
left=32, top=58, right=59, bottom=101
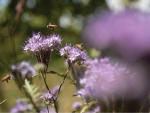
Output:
left=23, top=79, right=40, bottom=103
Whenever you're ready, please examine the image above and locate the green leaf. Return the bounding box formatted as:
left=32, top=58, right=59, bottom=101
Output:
left=23, top=79, right=40, bottom=103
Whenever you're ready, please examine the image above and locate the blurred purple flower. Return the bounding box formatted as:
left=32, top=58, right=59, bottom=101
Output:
left=60, top=43, right=87, bottom=65
left=77, top=58, right=148, bottom=101
left=11, top=61, right=35, bottom=81
left=10, top=98, right=33, bottom=113
left=73, top=101, right=82, bottom=110
left=82, top=10, right=150, bottom=61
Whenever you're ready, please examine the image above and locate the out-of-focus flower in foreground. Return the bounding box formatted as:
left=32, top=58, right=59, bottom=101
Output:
left=82, top=10, right=150, bottom=61
left=10, top=98, right=33, bottom=113
left=77, top=58, right=148, bottom=101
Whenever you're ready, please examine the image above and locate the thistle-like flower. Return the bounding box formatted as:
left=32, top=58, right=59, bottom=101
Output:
left=60, top=43, right=87, bottom=66
left=23, top=32, right=62, bottom=69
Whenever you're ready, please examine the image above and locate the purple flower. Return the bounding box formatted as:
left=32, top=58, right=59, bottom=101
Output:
left=10, top=98, right=33, bottom=113
left=59, top=43, right=87, bottom=65
left=11, top=61, right=35, bottom=81
left=82, top=9, right=150, bottom=61
left=73, top=101, right=82, bottom=110
left=23, top=32, right=62, bottom=68
left=40, top=92, right=53, bottom=104
left=77, top=58, right=148, bottom=101
left=23, top=32, right=62, bottom=53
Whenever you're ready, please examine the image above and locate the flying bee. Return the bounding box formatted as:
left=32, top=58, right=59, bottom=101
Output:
left=2, top=75, right=11, bottom=83
left=75, top=43, right=83, bottom=50
left=47, top=23, right=57, bottom=31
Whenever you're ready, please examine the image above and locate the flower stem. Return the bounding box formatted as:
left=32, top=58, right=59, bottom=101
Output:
left=55, top=67, right=71, bottom=101
left=42, top=73, right=58, bottom=113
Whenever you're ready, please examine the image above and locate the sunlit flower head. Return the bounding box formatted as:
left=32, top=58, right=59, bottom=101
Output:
left=23, top=32, right=62, bottom=54
left=23, top=32, right=62, bottom=68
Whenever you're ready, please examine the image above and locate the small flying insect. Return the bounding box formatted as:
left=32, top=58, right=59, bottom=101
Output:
left=47, top=23, right=57, bottom=31
left=2, top=75, right=11, bottom=83
left=75, top=43, right=83, bottom=50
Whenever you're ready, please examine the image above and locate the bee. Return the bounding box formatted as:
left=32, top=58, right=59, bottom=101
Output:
left=47, top=23, right=57, bottom=31
left=75, top=43, right=83, bottom=50
left=2, top=75, right=11, bottom=83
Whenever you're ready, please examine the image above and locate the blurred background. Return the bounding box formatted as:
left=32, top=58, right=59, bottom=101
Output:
left=1, top=0, right=150, bottom=112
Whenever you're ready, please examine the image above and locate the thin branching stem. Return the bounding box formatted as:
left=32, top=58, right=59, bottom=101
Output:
left=42, top=73, right=58, bottom=113
left=55, top=67, right=71, bottom=101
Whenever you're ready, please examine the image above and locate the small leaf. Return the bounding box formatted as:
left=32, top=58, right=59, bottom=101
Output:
left=23, top=79, right=40, bottom=103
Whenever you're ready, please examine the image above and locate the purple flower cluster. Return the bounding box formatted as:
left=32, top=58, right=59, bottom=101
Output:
left=77, top=57, right=147, bottom=101
left=40, top=92, right=53, bottom=104
left=82, top=10, right=150, bottom=61
left=23, top=32, right=62, bottom=54
left=10, top=98, right=33, bottom=113
left=40, top=86, right=60, bottom=104
left=60, top=43, right=87, bottom=66
left=23, top=32, right=62, bottom=68
left=11, top=61, right=35, bottom=81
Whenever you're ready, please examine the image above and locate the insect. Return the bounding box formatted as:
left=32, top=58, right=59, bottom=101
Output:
left=2, top=75, right=11, bottom=83
left=75, top=43, right=83, bottom=50
left=47, top=23, right=57, bottom=31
